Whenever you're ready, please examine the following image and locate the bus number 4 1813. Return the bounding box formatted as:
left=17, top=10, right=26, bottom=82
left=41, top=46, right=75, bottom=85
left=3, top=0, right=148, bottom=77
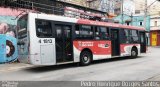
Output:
left=39, top=39, right=52, bottom=43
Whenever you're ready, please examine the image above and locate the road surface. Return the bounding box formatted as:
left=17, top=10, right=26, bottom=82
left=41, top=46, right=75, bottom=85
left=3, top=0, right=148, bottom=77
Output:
left=0, top=47, right=160, bottom=81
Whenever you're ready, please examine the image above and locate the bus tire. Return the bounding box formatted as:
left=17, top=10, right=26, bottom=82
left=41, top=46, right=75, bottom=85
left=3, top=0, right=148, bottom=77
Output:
left=80, top=51, right=92, bottom=66
left=131, top=48, right=138, bottom=58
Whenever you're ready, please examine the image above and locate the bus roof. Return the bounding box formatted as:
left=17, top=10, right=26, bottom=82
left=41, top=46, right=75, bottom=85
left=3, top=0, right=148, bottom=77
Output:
left=77, top=19, right=145, bottom=31
left=27, top=13, right=145, bottom=31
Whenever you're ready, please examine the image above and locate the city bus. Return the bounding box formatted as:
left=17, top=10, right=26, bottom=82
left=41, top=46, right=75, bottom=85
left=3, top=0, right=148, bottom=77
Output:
left=17, top=13, right=147, bottom=66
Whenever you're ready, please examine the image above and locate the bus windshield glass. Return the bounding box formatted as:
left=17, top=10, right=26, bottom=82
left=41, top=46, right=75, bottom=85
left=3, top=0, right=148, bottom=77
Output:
left=17, top=15, right=28, bottom=39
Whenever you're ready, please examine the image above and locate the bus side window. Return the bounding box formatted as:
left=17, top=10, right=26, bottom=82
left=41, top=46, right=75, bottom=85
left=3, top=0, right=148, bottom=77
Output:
left=106, top=27, right=110, bottom=39
left=131, top=30, right=139, bottom=43
left=75, top=25, right=93, bottom=39
left=80, top=25, right=93, bottom=39
left=95, top=26, right=110, bottom=40
left=123, top=29, right=130, bottom=43
left=95, top=27, right=100, bottom=40
left=75, top=25, right=80, bottom=38
left=36, top=19, right=53, bottom=38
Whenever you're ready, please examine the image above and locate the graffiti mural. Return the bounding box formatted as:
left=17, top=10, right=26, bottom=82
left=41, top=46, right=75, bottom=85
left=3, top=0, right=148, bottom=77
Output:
left=0, top=22, right=16, bottom=37
left=0, top=34, right=18, bottom=63
left=0, top=21, right=18, bottom=63
left=0, top=18, right=18, bottom=63
left=0, top=7, right=35, bottom=63
left=0, top=7, right=22, bottom=63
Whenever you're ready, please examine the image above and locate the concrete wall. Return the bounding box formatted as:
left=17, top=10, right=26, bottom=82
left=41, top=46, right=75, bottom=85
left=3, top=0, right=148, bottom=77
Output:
left=150, top=16, right=160, bottom=27
left=150, top=19, right=160, bottom=27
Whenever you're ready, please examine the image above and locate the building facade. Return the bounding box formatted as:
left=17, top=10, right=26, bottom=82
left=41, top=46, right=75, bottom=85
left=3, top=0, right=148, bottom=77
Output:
left=114, top=0, right=135, bottom=15
left=113, top=14, right=150, bottom=45
left=150, top=15, right=160, bottom=46
left=113, top=14, right=150, bottom=31
left=60, top=0, right=115, bottom=14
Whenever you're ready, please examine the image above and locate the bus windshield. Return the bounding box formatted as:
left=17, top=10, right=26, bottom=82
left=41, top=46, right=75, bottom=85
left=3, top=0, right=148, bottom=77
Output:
left=17, top=15, right=28, bottom=39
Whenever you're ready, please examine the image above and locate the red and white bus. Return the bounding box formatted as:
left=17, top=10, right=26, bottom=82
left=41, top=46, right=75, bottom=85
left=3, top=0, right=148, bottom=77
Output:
left=17, top=13, right=147, bottom=65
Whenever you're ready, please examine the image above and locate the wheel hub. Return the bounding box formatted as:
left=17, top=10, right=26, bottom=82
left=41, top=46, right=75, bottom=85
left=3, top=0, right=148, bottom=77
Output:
left=132, top=51, right=136, bottom=56
left=84, top=56, right=88, bottom=62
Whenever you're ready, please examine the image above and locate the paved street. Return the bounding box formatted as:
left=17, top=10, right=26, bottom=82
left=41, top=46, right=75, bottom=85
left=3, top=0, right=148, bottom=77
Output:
left=0, top=47, right=160, bottom=81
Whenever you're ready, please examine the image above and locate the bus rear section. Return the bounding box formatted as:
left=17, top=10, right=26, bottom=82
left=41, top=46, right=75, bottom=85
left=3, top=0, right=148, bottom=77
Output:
left=18, top=13, right=76, bottom=65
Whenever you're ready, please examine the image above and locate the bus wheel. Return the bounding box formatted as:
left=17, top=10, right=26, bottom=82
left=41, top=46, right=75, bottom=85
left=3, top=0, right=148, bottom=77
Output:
left=80, top=51, right=92, bottom=66
left=131, top=48, right=138, bottom=58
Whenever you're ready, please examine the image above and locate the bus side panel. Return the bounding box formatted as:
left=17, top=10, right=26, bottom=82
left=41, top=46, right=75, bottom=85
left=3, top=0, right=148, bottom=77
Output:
left=28, top=14, right=41, bottom=65
left=73, top=40, right=112, bottom=62
left=120, top=44, right=140, bottom=56
left=93, top=41, right=112, bottom=60
left=29, top=14, right=56, bottom=65
left=29, top=39, right=56, bottom=65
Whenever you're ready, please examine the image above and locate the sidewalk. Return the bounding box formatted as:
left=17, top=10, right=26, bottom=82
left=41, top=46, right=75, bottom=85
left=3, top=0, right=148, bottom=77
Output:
left=149, top=46, right=160, bottom=48
left=147, top=74, right=160, bottom=81
left=0, top=63, right=33, bottom=73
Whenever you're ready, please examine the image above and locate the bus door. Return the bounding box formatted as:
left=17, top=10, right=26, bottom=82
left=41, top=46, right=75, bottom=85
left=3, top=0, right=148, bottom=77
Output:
left=111, top=29, right=120, bottom=56
left=55, top=24, right=73, bottom=63
left=140, top=31, right=146, bottom=53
